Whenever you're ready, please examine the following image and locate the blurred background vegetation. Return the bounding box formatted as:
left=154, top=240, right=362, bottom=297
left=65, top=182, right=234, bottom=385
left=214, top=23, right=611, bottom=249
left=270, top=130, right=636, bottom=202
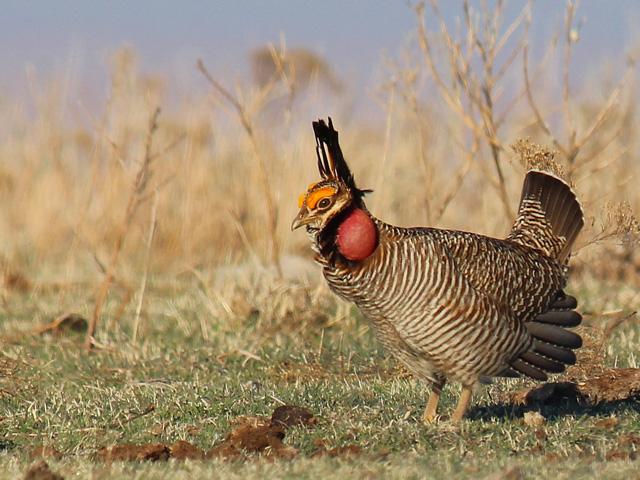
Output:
left=0, top=1, right=638, bottom=345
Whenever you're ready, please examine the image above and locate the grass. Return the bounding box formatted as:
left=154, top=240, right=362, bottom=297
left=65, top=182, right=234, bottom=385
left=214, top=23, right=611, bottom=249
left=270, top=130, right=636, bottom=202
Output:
left=1, top=276, right=639, bottom=479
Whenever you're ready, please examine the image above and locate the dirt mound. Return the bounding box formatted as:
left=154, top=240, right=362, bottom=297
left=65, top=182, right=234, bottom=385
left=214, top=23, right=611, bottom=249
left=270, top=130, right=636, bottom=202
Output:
left=208, top=405, right=317, bottom=460
left=23, top=461, right=63, bottom=480
left=95, top=405, right=328, bottom=462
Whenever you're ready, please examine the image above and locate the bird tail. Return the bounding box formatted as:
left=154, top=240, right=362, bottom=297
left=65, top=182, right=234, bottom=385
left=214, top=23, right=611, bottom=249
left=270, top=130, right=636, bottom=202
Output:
left=506, top=291, right=583, bottom=381
left=508, top=170, right=584, bottom=263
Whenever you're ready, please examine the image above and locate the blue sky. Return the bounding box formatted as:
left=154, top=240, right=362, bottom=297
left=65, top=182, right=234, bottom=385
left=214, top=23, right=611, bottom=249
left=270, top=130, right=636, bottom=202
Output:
left=1, top=1, right=638, bottom=113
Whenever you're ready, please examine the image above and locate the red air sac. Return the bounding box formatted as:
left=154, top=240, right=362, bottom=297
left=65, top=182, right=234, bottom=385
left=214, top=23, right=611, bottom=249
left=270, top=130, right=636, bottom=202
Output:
left=336, top=208, right=378, bottom=261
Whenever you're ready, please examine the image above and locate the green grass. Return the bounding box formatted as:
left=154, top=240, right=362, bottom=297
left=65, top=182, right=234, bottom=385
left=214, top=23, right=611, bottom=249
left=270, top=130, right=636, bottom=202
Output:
left=0, top=277, right=639, bottom=479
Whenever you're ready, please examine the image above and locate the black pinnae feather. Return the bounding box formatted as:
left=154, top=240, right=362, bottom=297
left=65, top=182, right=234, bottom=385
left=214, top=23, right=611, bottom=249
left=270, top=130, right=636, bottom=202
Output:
left=312, top=117, right=372, bottom=197
left=325, top=117, right=355, bottom=187
left=313, top=120, right=331, bottom=179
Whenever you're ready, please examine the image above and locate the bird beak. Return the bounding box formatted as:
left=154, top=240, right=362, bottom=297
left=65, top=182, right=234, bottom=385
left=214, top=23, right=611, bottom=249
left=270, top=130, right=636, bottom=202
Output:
left=291, top=207, right=312, bottom=231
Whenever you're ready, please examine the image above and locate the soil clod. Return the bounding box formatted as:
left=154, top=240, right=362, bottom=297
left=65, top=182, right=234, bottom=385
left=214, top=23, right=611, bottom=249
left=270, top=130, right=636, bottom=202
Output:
left=170, top=440, right=205, bottom=460
left=510, top=368, right=640, bottom=406
left=97, top=443, right=170, bottom=462
left=23, top=461, right=64, bottom=480
left=271, top=405, right=316, bottom=428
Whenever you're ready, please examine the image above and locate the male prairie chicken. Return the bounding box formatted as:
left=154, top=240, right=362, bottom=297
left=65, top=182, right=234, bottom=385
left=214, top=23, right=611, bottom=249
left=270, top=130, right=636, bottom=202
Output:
left=292, top=118, right=584, bottom=423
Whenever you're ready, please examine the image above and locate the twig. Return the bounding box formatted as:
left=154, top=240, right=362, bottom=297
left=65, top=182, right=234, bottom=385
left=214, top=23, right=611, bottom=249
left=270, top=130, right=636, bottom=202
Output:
left=416, top=0, right=519, bottom=220
left=109, top=282, right=133, bottom=331
left=375, top=82, right=395, bottom=205
left=132, top=189, right=159, bottom=343
left=197, top=59, right=283, bottom=278
left=574, top=66, right=634, bottom=153
left=268, top=35, right=298, bottom=129
left=523, top=44, right=568, bottom=157
left=562, top=0, right=578, bottom=156
left=111, top=404, right=155, bottom=429
left=433, top=138, right=477, bottom=222
left=523, top=0, right=634, bottom=180
left=84, top=107, right=162, bottom=351
left=603, top=311, right=637, bottom=340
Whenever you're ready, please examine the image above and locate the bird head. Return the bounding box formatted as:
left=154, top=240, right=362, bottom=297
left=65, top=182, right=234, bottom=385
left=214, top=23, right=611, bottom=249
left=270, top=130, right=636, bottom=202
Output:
left=291, top=118, right=371, bottom=233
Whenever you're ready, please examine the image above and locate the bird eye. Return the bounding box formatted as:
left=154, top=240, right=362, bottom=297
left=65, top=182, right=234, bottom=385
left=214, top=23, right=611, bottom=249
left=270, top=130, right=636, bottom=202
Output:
left=317, top=197, right=332, bottom=209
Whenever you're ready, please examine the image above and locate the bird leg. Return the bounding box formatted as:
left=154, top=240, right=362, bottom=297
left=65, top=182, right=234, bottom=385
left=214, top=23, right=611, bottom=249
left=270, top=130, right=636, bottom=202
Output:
left=422, top=379, right=446, bottom=424
left=451, top=386, right=473, bottom=423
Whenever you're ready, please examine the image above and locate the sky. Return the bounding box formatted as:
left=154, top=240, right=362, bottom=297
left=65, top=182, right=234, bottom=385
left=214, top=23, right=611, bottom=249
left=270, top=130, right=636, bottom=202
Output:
left=1, top=1, right=639, bottom=116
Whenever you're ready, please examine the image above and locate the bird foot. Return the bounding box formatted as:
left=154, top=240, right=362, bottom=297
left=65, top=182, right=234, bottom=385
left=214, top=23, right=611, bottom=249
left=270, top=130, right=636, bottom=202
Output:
left=422, top=413, right=440, bottom=425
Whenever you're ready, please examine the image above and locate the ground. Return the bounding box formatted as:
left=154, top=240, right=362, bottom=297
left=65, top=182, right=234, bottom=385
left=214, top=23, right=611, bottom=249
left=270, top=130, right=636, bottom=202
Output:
left=0, top=276, right=639, bottom=479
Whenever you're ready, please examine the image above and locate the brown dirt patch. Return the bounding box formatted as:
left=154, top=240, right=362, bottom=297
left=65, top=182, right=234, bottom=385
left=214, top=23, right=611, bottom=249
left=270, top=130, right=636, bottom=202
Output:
left=206, top=405, right=318, bottom=460
left=208, top=414, right=296, bottom=460
left=169, top=440, right=205, bottom=460
left=312, top=444, right=363, bottom=458
left=23, top=461, right=64, bottom=480
left=618, top=433, right=640, bottom=447
left=605, top=449, right=637, bottom=462
left=97, top=443, right=170, bottom=462
left=594, top=417, right=620, bottom=430
left=95, top=405, right=319, bottom=463
left=96, top=440, right=206, bottom=462
left=271, top=405, right=316, bottom=428
left=573, top=368, right=640, bottom=403
left=509, top=327, right=640, bottom=406
left=603, top=433, right=640, bottom=462
left=509, top=369, right=640, bottom=406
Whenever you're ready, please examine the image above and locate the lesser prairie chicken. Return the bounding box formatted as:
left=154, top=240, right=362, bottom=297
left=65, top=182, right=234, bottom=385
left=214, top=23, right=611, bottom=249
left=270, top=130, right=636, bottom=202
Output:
left=292, top=118, right=583, bottom=423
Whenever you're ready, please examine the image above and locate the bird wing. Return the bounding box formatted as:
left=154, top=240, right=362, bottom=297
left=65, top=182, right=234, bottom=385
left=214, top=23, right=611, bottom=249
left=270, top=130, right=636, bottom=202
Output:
left=389, top=231, right=579, bottom=381
left=427, top=229, right=566, bottom=320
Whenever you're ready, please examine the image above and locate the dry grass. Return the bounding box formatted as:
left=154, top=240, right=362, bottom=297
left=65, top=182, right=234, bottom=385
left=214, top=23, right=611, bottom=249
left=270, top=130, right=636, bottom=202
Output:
left=0, top=4, right=637, bottom=288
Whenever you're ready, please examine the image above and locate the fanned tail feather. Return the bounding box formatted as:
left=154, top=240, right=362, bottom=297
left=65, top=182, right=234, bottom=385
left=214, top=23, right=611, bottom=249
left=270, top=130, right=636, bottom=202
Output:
left=505, top=172, right=584, bottom=381
left=508, top=170, right=584, bottom=263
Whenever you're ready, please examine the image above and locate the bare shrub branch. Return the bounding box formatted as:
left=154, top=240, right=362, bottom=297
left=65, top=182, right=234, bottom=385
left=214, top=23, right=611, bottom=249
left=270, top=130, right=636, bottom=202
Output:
left=523, top=0, right=637, bottom=178
left=197, top=59, right=283, bottom=278
left=577, top=201, right=640, bottom=252
left=85, top=107, right=162, bottom=351
left=414, top=0, right=534, bottom=221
